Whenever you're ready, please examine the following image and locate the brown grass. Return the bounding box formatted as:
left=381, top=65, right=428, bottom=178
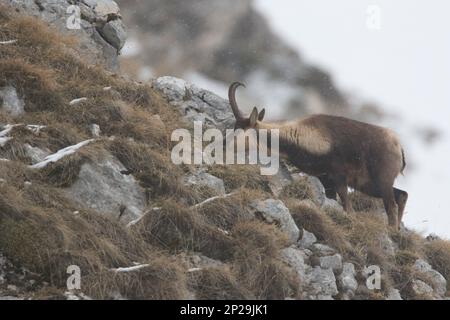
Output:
left=288, top=200, right=350, bottom=255
left=85, top=256, right=188, bottom=300
left=133, top=200, right=235, bottom=261
left=0, top=58, right=63, bottom=112
left=0, top=177, right=191, bottom=299
left=208, top=165, right=271, bottom=193
left=0, top=5, right=203, bottom=299
left=108, top=138, right=196, bottom=202
left=0, top=138, right=31, bottom=162
left=0, top=157, right=183, bottom=299
left=230, top=221, right=299, bottom=299
left=1, top=4, right=447, bottom=300
left=280, top=176, right=315, bottom=201
left=0, top=10, right=183, bottom=145
left=424, top=239, right=450, bottom=291
left=195, top=188, right=265, bottom=231
left=349, top=191, right=384, bottom=212
left=38, top=153, right=86, bottom=187
left=188, top=266, right=254, bottom=300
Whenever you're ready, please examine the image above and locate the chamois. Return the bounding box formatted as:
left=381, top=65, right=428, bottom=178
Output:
left=228, top=82, right=408, bottom=230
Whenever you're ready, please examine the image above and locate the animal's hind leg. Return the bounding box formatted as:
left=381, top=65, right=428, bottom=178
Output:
left=394, top=188, right=408, bottom=228
left=359, top=181, right=400, bottom=229
left=381, top=188, right=399, bottom=230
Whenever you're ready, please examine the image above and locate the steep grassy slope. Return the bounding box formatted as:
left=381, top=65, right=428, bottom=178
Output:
left=0, top=6, right=449, bottom=300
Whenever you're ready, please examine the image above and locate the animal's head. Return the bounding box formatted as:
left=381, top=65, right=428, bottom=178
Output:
left=228, top=82, right=265, bottom=130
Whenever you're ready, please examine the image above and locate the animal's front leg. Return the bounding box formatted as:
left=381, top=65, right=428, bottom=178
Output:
left=318, top=175, right=337, bottom=200
left=334, top=177, right=353, bottom=212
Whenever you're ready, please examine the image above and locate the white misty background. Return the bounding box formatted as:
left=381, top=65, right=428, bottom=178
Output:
left=256, top=0, right=450, bottom=238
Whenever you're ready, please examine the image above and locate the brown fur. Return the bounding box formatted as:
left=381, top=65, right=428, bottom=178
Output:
left=228, top=82, right=408, bottom=230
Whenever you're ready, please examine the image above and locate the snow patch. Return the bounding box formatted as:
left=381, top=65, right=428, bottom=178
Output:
left=30, top=139, right=95, bottom=169
left=192, top=193, right=235, bottom=209
left=69, top=97, right=88, bottom=106
left=112, top=264, right=150, bottom=273
left=0, top=40, right=17, bottom=44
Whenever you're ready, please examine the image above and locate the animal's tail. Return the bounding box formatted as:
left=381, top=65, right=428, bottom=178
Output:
left=400, top=148, right=406, bottom=175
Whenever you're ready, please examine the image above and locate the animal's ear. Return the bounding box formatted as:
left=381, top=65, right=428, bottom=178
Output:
left=249, top=107, right=259, bottom=127
left=258, top=108, right=265, bottom=121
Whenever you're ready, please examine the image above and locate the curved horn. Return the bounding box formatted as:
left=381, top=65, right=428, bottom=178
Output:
left=228, top=82, right=245, bottom=119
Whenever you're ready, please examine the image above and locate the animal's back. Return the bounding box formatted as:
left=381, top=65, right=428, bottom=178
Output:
left=303, top=114, right=400, bottom=152
left=303, top=114, right=404, bottom=178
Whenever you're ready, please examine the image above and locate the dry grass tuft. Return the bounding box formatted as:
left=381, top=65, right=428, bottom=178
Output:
left=391, top=230, right=425, bottom=253
left=349, top=191, right=384, bottom=212
left=188, top=266, right=254, bottom=300
left=84, top=256, right=188, bottom=300
left=230, top=221, right=299, bottom=299
left=38, top=153, right=86, bottom=187
left=390, top=264, right=437, bottom=300
left=108, top=138, right=188, bottom=199
left=134, top=200, right=235, bottom=261
left=280, top=176, right=315, bottom=201
left=0, top=5, right=202, bottom=299
left=208, top=165, right=271, bottom=193
left=0, top=58, right=63, bottom=112
left=424, top=239, right=450, bottom=290
left=289, top=200, right=350, bottom=255
left=0, top=138, right=31, bottom=162
left=344, top=212, right=395, bottom=268
left=0, top=177, right=160, bottom=295
left=195, top=188, right=264, bottom=231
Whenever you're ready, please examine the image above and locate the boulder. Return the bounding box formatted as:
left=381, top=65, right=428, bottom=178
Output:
left=0, top=86, right=25, bottom=117
left=178, top=253, right=224, bottom=271
left=319, top=254, right=343, bottom=272
left=267, top=160, right=294, bottom=196
left=411, top=279, right=433, bottom=296
left=66, top=153, right=146, bottom=223
left=413, top=259, right=447, bottom=296
left=316, top=294, right=334, bottom=300
left=322, top=198, right=343, bottom=211
left=298, top=229, right=317, bottom=249
left=90, top=124, right=101, bottom=138
left=5, top=0, right=126, bottom=70
left=98, top=19, right=127, bottom=51
left=153, top=76, right=235, bottom=132
left=280, top=247, right=310, bottom=281
left=338, top=263, right=358, bottom=293
left=250, top=199, right=300, bottom=244
left=312, top=243, right=336, bottom=256
left=386, top=288, right=402, bottom=300
left=302, top=175, right=326, bottom=206
left=24, top=144, right=50, bottom=164
left=184, top=170, right=226, bottom=196
left=379, top=232, right=397, bottom=256
left=426, top=233, right=440, bottom=242
left=306, top=266, right=338, bottom=297
left=83, top=0, right=120, bottom=17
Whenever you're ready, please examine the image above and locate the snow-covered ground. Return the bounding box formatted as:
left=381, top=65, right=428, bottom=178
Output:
left=256, top=0, right=450, bottom=238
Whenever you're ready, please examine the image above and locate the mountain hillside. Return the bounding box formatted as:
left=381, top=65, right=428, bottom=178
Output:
left=117, top=0, right=385, bottom=122
left=0, top=1, right=450, bottom=300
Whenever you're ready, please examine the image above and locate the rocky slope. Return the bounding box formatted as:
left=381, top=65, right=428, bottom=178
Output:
left=4, top=0, right=127, bottom=71
left=1, top=1, right=450, bottom=300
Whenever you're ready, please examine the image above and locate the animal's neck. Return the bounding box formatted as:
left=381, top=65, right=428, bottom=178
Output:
left=256, top=119, right=332, bottom=161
